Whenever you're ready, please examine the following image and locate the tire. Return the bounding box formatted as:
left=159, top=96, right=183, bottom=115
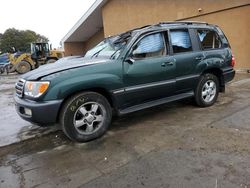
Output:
left=16, top=61, right=31, bottom=74
left=8, top=64, right=16, bottom=73
left=194, top=73, right=219, bottom=107
left=60, top=92, right=112, bottom=142
left=46, top=59, right=57, bottom=64
left=0, top=66, right=4, bottom=74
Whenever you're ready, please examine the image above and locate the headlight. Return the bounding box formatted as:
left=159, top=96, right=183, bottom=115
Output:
left=24, top=81, right=50, bottom=98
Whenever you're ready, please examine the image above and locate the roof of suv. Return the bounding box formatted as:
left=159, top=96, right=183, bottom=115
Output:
left=130, top=21, right=217, bottom=35
left=108, top=21, right=221, bottom=45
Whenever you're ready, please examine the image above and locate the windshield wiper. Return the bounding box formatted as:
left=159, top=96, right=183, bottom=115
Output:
left=110, top=47, right=123, bottom=59
left=91, top=46, right=106, bottom=59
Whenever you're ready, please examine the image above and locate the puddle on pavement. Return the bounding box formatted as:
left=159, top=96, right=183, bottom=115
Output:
left=17, top=124, right=60, bottom=142
left=0, top=74, right=60, bottom=147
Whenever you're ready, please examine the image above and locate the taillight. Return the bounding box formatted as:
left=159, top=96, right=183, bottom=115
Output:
left=231, top=54, right=236, bottom=67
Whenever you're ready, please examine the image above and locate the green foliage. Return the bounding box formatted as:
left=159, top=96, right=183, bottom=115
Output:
left=0, top=28, right=49, bottom=53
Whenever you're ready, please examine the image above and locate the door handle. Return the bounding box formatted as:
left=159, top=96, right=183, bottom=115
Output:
left=195, top=56, right=203, bottom=60
left=166, top=62, right=174, bottom=66
left=162, top=61, right=174, bottom=67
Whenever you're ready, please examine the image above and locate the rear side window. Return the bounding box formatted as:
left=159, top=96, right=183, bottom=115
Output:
left=197, top=29, right=222, bottom=50
left=170, top=30, right=192, bottom=53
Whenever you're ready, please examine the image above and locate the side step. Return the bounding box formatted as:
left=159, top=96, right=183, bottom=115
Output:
left=119, top=91, right=194, bottom=115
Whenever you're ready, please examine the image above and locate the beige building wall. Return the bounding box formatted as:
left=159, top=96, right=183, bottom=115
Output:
left=102, top=0, right=250, bottom=68
left=84, top=29, right=105, bottom=53
left=64, top=42, right=85, bottom=56
left=65, top=0, right=249, bottom=68
left=64, top=29, right=104, bottom=56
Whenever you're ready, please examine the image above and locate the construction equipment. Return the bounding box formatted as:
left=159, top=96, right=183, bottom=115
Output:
left=1, top=42, right=64, bottom=74
left=8, top=52, right=35, bottom=74
left=30, top=42, right=64, bottom=65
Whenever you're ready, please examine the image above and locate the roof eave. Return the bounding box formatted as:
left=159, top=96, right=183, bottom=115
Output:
left=61, top=0, right=107, bottom=44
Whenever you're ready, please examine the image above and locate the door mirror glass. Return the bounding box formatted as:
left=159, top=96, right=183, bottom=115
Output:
left=125, top=57, right=135, bottom=64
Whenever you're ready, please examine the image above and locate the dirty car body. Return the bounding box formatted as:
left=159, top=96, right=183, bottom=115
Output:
left=14, top=22, right=235, bottom=142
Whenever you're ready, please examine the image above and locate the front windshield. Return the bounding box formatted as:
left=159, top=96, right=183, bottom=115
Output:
left=84, top=32, right=131, bottom=59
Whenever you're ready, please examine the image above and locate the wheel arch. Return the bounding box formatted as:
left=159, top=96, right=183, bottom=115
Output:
left=56, top=87, right=115, bottom=122
left=202, top=68, right=225, bottom=92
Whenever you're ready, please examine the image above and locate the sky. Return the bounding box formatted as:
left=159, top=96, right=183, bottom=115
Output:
left=0, top=0, right=96, bottom=48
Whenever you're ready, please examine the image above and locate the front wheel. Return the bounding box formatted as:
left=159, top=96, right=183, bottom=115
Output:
left=16, top=61, right=31, bottom=74
left=194, top=73, right=219, bottom=107
left=60, top=92, right=112, bottom=142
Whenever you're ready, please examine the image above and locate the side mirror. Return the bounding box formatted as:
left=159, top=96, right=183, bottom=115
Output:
left=125, top=57, right=135, bottom=64
left=132, top=45, right=143, bottom=56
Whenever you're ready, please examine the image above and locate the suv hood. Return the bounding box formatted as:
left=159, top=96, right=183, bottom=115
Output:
left=21, top=56, right=108, bottom=80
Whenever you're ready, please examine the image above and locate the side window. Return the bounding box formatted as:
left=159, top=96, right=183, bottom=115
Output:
left=131, top=33, right=165, bottom=59
left=197, top=29, right=222, bottom=50
left=170, top=30, right=192, bottom=53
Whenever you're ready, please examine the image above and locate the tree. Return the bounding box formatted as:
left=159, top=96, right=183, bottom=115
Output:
left=0, top=28, right=49, bottom=53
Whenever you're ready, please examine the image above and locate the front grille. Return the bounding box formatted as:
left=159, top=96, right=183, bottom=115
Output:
left=15, top=79, right=25, bottom=98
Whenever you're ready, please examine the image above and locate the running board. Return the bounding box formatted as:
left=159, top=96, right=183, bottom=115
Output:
left=119, top=91, right=194, bottom=115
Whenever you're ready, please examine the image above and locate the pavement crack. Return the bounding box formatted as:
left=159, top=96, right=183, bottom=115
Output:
left=7, top=160, right=25, bottom=188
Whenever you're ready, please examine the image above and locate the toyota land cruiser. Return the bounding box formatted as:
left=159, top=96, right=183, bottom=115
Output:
left=14, top=21, right=235, bottom=142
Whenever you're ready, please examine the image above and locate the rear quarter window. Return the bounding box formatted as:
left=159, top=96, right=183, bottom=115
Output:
left=197, top=29, right=222, bottom=50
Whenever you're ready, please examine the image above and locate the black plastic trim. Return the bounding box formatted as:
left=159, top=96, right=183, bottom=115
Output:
left=118, top=91, right=194, bottom=115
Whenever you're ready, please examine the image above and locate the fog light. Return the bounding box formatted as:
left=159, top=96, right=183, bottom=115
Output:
left=24, top=108, right=32, bottom=116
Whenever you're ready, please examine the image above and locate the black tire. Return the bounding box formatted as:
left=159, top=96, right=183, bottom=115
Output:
left=16, top=61, right=31, bottom=74
left=0, top=66, right=4, bottom=74
left=60, top=92, right=112, bottom=142
left=8, top=64, right=16, bottom=73
left=194, top=73, right=219, bottom=107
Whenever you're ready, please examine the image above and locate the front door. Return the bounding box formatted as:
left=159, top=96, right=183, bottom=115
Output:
left=122, top=32, right=176, bottom=108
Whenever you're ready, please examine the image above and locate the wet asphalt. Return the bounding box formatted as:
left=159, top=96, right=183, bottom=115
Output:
left=0, top=74, right=59, bottom=147
left=0, top=72, right=250, bottom=188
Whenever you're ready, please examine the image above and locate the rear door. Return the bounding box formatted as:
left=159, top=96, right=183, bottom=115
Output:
left=169, top=28, right=203, bottom=93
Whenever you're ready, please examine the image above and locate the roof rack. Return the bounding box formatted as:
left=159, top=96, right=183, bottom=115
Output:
left=126, top=21, right=209, bottom=34
left=159, top=21, right=208, bottom=25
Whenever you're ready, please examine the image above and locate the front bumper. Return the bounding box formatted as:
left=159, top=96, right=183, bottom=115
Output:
left=14, top=96, right=63, bottom=125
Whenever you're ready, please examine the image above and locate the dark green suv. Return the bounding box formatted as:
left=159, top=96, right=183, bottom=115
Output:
left=15, top=22, right=235, bottom=142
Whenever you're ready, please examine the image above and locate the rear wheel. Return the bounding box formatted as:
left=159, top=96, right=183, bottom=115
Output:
left=8, top=63, right=16, bottom=73
left=195, top=73, right=219, bottom=107
left=16, top=61, right=31, bottom=74
left=60, top=92, right=112, bottom=142
left=0, top=66, right=4, bottom=74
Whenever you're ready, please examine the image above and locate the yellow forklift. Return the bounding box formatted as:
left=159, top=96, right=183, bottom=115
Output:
left=8, top=42, right=64, bottom=74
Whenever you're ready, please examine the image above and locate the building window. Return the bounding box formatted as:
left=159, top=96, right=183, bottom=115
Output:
left=132, top=33, right=165, bottom=58
left=197, top=29, right=222, bottom=50
left=170, top=30, right=192, bottom=53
